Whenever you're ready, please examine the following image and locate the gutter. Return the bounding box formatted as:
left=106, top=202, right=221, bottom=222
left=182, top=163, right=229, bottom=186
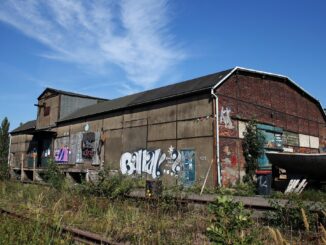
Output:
left=211, top=67, right=237, bottom=187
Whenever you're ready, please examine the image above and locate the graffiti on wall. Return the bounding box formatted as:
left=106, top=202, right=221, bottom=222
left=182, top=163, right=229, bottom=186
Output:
left=120, top=146, right=195, bottom=183
left=55, top=146, right=69, bottom=162
left=54, top=137, right=70, bottom=163
left=221, top=145, right=239, bottom=186
left=70, top=133, right=83, bottom=163
left=82, top=132, right=96, bottom=159
left=120, top=149, right=166, bottom=179
left=220, top=106, right=234, bottom=129
left=54, top=132, right=101, bottom=165
left=163, top=146, right=182, bottom=176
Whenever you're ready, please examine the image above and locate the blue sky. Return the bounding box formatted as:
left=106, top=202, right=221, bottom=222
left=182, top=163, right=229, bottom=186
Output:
left=0, top=0, right=325, bottom=130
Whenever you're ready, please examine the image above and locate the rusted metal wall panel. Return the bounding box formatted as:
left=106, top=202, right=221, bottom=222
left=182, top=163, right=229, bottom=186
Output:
left=177, top=119, right=213, bottom=139
left=36, top=94, right=60, bottom=129
left=69, top=122, right=85, bottom=134
left=56, top=126, right=70, bottom=137
left=104, top=129, right=123, bottom=170
left=148, top=122, right=176, bottom=141
left=122, top=126, right=147, bottom=152
left=177, top=137, right=214, bottom=187
left=124, top=118, right=147, bottom=128
left=148, top=101, right=176, bottom=124
left=123, top=109, right=148, bottom=122
left=177, top=95, right=212, bottom=120
left=147, top=139, right=177, bottom=185
left=103, top=115, right=123, bottom=130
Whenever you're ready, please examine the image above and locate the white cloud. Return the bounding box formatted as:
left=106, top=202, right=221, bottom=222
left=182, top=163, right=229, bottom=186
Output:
left=0, top=0, right=184, bottom=88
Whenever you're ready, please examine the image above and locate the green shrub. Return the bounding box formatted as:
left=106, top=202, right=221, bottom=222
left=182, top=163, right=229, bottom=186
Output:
left=78, top=168, right=134, bottom=199
left=0, top=162, right=9, bottom=180
left=43, top=159, right=65, bottom=190
left=242, top=120, right=265, bottom=184
left=266, top=194, right=322, bottom=231
left=207, top=195, right=261, bottom=245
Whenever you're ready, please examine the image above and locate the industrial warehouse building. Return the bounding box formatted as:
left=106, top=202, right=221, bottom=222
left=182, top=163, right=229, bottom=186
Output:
left=9, top=67, right=326, bottom=187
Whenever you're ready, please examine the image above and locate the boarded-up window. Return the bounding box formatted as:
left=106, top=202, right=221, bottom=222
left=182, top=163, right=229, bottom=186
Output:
left=44, top=106, right=50, bottom=116
left=282, top=131, right=299, bottom=147
left=299, top=134, right=310, bottom=148
left=309, top=136, right=319, bottom=149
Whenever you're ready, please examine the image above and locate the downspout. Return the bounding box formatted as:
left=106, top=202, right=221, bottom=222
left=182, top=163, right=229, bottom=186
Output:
left=211, top=88, right=222, bottom=187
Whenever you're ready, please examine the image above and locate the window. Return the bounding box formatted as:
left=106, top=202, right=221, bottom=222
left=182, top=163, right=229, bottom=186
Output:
left=44, top=106, right=50, bottom=116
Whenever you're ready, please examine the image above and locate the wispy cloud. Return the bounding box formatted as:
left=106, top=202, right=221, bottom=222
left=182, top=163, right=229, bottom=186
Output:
left=0, top=0, right=184, bottom=88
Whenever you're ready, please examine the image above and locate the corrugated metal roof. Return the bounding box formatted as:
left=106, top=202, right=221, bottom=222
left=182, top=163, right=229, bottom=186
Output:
left=10, top=120, right=36, bottom=134
left=58, top=69, right=233, bottom=123
left=38, top=87, right=109, bottom=101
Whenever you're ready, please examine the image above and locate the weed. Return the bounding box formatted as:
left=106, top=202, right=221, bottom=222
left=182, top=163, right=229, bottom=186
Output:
left=266, top=194, right=323, bottom=232
left=78, top=167, right=134, bottom=199
left=207, top=195, right=262, bottom=244
left=43, top=159, right=65, bottom=190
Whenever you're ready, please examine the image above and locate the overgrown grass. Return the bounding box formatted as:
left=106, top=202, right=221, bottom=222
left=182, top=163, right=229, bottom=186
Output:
left=1, top=179, right=325, bottom=244
left=0, top=181, right=210, bottom=244
left=0, top=213, right=73, bottom=244
left=271, top=189, right=326, bottom=203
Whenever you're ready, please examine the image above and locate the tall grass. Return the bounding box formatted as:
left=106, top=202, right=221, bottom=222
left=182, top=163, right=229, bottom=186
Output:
left=0, top=181, right=210, bottom=244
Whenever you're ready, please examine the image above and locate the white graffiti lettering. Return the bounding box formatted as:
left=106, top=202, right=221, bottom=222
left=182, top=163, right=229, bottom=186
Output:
left=120, top=149, right=166, bottom=179
left=167, top=145, right=181, bottom=175
left=220, top=106, right=234, bottom=129
left=120, top=146, right=184, bottom=178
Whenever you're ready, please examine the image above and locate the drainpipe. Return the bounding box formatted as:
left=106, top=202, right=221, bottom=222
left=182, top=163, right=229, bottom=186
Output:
left=211, top=89, right=222, bottom=187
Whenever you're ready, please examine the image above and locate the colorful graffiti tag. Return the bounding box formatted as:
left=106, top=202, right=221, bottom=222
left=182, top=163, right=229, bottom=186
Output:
left=55, top=146, right=69, bottom=163
left=82, top=132, right=96, bottom=160
left=54, top=132, right=101, bottom=165
left=120, top=146, right=194, bottom=182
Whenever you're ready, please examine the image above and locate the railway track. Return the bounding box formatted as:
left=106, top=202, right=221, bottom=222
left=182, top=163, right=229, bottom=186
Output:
left=20, top=180, right=278, bottom=211
left=0, top=207, right=121, bottom=245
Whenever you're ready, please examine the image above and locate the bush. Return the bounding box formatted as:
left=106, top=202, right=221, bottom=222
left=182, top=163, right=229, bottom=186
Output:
left=207, top=195, right=261, bottom=244
left=0, top=163, right=9, bottom=180
left=266, top=194, right=323, bottom=231
left=242, top=120, right=265, bottom=184
left=78, top=168, right=134, bottom=199
left=43, top=159, right=65, bottom=190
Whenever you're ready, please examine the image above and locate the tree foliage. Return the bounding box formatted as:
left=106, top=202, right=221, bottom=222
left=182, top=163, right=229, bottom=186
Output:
left=242, top=120, right=264, bottom=184
left=0, top=117, right=10, bottom=180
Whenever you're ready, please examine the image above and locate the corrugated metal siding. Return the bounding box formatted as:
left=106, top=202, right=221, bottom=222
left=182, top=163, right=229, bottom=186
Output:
left=60, top=95, right=99, bottom=120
